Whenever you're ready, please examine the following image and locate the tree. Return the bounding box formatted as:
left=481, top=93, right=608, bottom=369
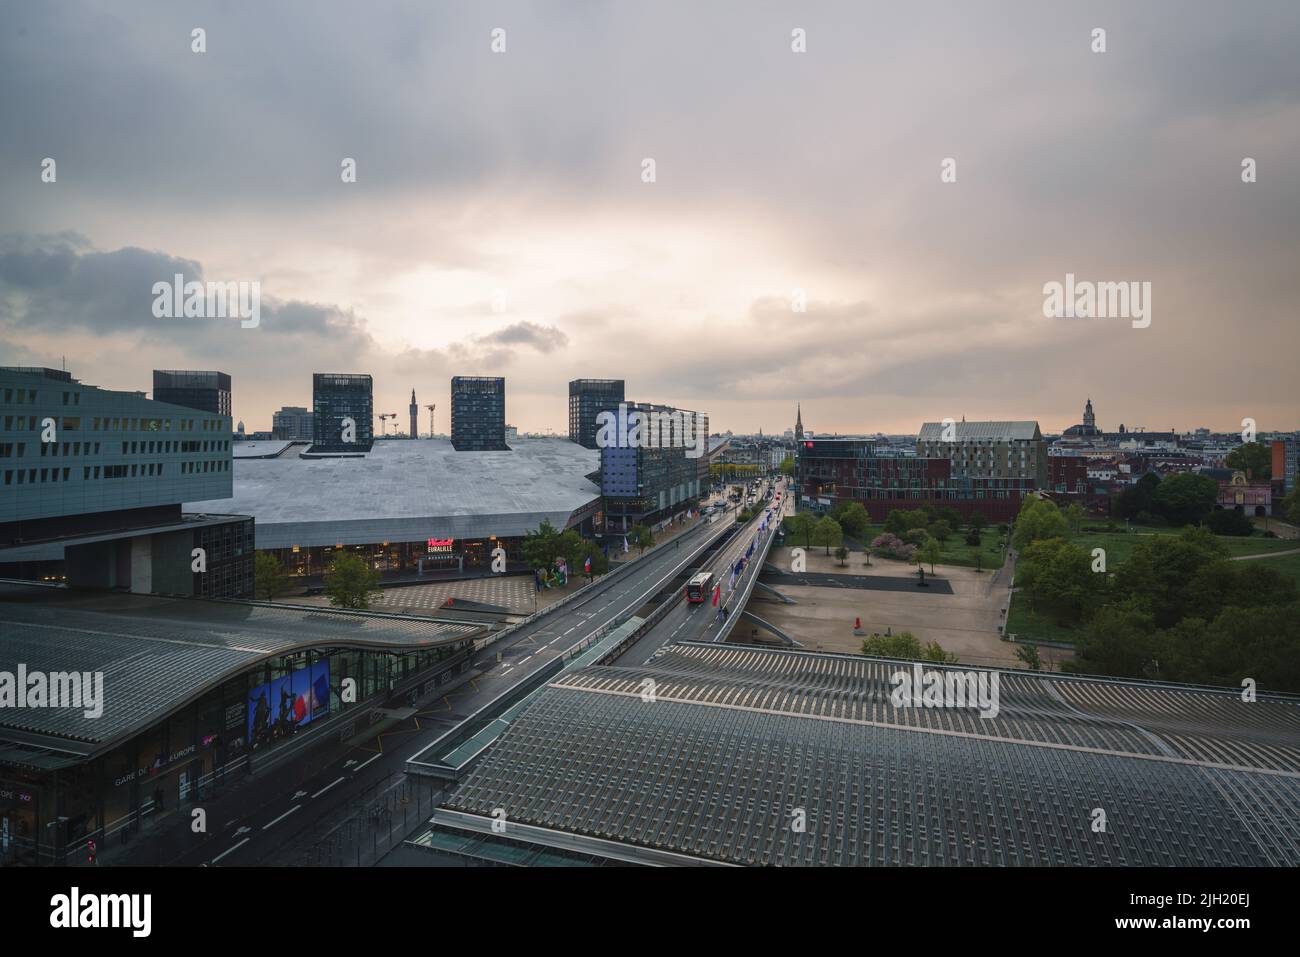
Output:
left=1205, top=508, right=1255, bottom=537
left=1114, top=472, right=1160, bottom=520
left=936, top=507, right=964, bottom=530
left=1282, top=486, right=1300, bottom=527
left=1064, top=502, right=1085, bottom=534
left=630, top=524, right=653, bottom=553
left=835, top=545, right=849, bottom=567
left=921, top=641, right=958, bottom=664
left=1064, top=600, right=1159, bottom=679
left=522, top=518, right=562, bottom=571
left=884, top=508, right=928, bottom=536
left=861, top=631, right=923, bottom=660
left=1015, top=643, right=1043, bottom=671
left=778, top=455, right=795, bottom=477
left=811, top=516, right=843, bottom=555
left=834, top=501, right=870, bottom=539
left=919, top=539, right=941, bottom=574
left=1110, top=526, right=1228, bottom=629
left=1224, top=441, right=1271, bottom=481
left=1150, top=472, right=1217, bottom=527
left=965, top=528, right=982, bottom=547
left=323, top=552, right=380, bottom=610
left=928, top=520, right=952, bottom=544
left=1012, top=497, right=1069, bottom=551
left=254, top=553, right=292, bottom=601
left=1016, top=537, right=1104, bottom=625
left=969, top=511, right=988, bottom=532
left=785, top=512, right=815, bottom=549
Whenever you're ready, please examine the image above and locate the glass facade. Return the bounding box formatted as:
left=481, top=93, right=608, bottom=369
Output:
left=152, top=370, right=232, bottom=417
left=569, top=379, right=624, bottom=449
left=312, top=373, right=374, bottom=451
left=450, top=376, right=508, bottom=451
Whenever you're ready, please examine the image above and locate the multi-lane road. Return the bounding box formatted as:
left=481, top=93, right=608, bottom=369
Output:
left=179, top=503, right=748, bottom=866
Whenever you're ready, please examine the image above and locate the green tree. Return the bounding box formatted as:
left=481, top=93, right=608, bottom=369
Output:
left=921, top=641, right=958, bottom=664
left=1064, top=600, right=1159, bottom=679
left=785, top=513, right=815, bottom=550
left=1281, top=486, right=1300, bottom=526
left=927, top=520, right=952, bottom=544
left=968, top=511, right=988, bottom=532
left=1224, top=441, right=1271, bottom=481
left=323, top=552, right=380, bottom=610
left=919, top=539, right=941, bottom=574
left=254, top=552, right=292, bottom=601
left=1016, top=537, right=1104, bottom=625
left=1110, top=526, right=1228, bottom=629
left=1204, top=508, right=1255, bottom=536
left=630, top=524, right=653, bottom=553
left=861, top=631, right=923, bottom=660
left=1012, top=496, right=1069, bottom=551
left=521, top=518, right=562, bottom=571
left=884, top=508, right=929, bottom=536
left=1113, top=472, right=1160, bottom=521
left=1064, top=502, right=1085, bottom=534
left=936, top=507, right=964, bottom=530
left=1015, top=643, right=1043, bottom=671
left=834, top=501, right=869, bottom=539
left=1150, top=472, right=1218, bottom=527
left=778, top=455, right=795, bottom=477
left=811, top=516, right=843, bottom=555
left=835, top=544, right=849, bottom=567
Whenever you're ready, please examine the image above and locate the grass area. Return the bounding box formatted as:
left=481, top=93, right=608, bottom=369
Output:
left=1069, top=526, right=1297, bottom=565
left=1005, top=590, right=1081, bottom=646
left=1243, top=551, right=1300, bottom=587
left=855, top=523, right=1007, bottom=571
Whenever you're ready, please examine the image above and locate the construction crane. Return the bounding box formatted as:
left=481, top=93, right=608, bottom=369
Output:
left=378, top=412, right=397, bottom=436
left=425, top=404, right=436, bottom=438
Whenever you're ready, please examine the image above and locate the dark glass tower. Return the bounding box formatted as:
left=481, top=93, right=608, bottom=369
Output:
left=153, top=370, right=232, bottom=417
left=312, top=373, right=373, bottom=451
left=450, top=377, right=508, bottom=451
left=569, top=379, right=625, bottom=449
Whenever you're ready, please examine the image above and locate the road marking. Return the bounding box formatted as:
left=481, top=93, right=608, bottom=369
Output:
left=352, top=752, right=383, bottom=772
left=262, top=805, right=301, bottom=830
left=211, top=837, right=250, bottom=864
left=311, top=776, right=345, bottom=799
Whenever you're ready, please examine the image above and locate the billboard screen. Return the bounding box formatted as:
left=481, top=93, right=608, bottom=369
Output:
left=247, top=660, right=330, bottom=751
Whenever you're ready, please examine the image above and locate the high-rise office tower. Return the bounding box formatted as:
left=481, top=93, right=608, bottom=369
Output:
left=312, top=373, right=374, bottom=451
left=409, top=389, right=419, bottom=439
left=450, top=377, right=508, bottom=451
left=569, top=379, right=625, bottom=449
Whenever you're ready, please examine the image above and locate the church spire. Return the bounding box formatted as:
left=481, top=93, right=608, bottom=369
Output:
left=794, top=403, right=804, bottom=442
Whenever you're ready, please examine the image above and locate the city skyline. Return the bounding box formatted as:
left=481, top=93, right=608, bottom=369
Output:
left=2, top=2, right=1298, bottom=436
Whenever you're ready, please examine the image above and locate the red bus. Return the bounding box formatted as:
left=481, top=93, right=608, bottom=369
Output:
left=686, top=571, right=714, bottom=604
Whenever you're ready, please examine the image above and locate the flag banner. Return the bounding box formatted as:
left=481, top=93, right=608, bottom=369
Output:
left=622, top=536, right=629, bottom=553
left=712, top=583, right=720, bottom=606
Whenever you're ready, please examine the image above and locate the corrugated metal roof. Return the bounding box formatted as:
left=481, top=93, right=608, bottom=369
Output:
left=918, top=420, right=1041, bottom=441
left=0, top=586, right=479, bottom=749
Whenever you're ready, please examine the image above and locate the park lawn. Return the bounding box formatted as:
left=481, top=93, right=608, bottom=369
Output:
left=1005, top=589, right=1083, bottom=646
left=1069, top=527, right=1297, bottom=566
left=854, top=523, right=1007, bottom=571
left=1243, top=551, right=1300, bottom=588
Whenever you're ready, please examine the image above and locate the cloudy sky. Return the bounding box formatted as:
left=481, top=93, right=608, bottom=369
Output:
left=1, top=1, right=1297, bottom=436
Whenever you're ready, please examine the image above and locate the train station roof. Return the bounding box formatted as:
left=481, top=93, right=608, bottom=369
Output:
left=437, top=642, right=1300, bottom=866
left=0, top=582, right=481, bottom=760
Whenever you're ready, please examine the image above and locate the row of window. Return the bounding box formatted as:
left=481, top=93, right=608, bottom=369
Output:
left=2, top=459, right=229, bottom=486
left=0, top=412, right=227, bottom=434
left=2, top=439, right=228, bottom=458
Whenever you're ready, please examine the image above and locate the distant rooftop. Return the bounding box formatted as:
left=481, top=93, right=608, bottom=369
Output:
left=918, top=420, right=1041, bottom=442
left=189, top=437, right=601, bottom=548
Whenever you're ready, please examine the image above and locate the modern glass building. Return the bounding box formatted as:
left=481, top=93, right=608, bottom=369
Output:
left=152, top=369, right=232, bottom=417
left=599, top=402, right=704, bottom=529
left=450, top=376, right=508, bottom=451
left=312, top=373, right=374, bottom=452
left=271, top=405, right=313, bottom=441
left=568, top=379, right=624, bottom=449
left=0, top=366, right=252, bottom=595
